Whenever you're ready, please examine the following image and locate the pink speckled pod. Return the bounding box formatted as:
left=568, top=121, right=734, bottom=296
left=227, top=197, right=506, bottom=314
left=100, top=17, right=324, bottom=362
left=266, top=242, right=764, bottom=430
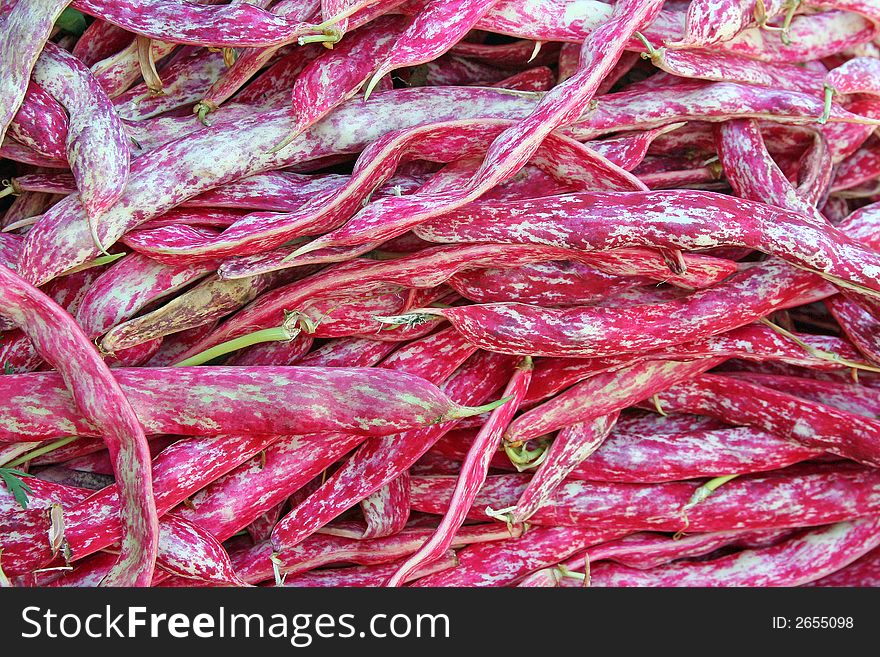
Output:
left=507, top=359, right=723, bottom=444
left=75, top=253, right=215, bottom=341
left=0, top=0, right=71, bottom=148
left=412, top=526, right=627, bottom=587
left=0, top=264, right=157, bottom=586
left=3, top=434, right=278, bottom=575
left=280, top=552, right=457, bottom=587
left=273, top=15, right=407, bottom=149
left=509, top=413, right=620, bottom=525
left=270, top=350, right=516, bottom=551
left=89, top=36, right=177, bottom=98
left=19, top=86, right=547, bottom=284
left=667, top=0, right=787, bottom=49
left=100, top=267, right=311, bottom=352
left=384, top=355, right=532, bottom=586
left=0, top=366, right=503, bottom=441
left=31, top=42, right=131, bottom=250
left=566, top=425, right=821, bottom=484
left=410, top=465, right=880, bottom=532
left=645, top=48, right=824, bottom=94
left=176, top=243, right=693, bottom=361
left=71, top=17, right=132, bottom=66
left=216, top=523, right=515, bottom=587
left=154, top=514, right=247, bottom=586
left=7, top=82, right=69, bottom=161
left=806, top=545, right=880, bottom=586
left=71, top=0, right=314, bottom=47
left=195, top=0, right=320, bottom=114
left=363, top=0, right=500, bottom=98
left=826, top=56, right=880, bottom=97
left=359, top=475, right=411, bottom=540
left=491, top=66, right=555, bottom=92
left=827, top=294, right=880, bottom=364
left=652, top=374, right=880, bottom=466
left=415, top=190, right=880, bottom=295
left=113, top=47, right=228, bottom=121
left=590, top=517, right=880, bottom=587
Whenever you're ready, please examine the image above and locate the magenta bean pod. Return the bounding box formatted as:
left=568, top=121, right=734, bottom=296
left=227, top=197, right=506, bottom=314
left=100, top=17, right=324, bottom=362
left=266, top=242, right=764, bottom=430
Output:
left=590, top=517, right=880, bottom=587
left=70, top=0, right=315, bottom=47
left=31, top=41, right=132, bottom=251
left=0, top=0, right=72, bottom=149
left=0, top=264, right=158, bottom=586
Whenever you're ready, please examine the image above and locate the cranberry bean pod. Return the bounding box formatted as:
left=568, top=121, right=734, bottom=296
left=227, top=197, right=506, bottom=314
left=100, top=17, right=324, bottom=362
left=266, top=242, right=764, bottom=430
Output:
left=590, top=517, right=880, bottom=587
left=385, top=355, right=532, bottom=586
left=270, top=350, right=516, bottom=551
left=358, top=475, right=411, bottom=540
left=411, top=466, right=880, bottom=532
left=19, top=86, right=547, bottom=285
left=71, top=18, right=131, bottom=67
left=0, top=264, right=157, bottom=586
left=226, top=523, right=517, bottom=586
left=99, top=268, right=308, bottom=352
left=75, top=253, right=215, bottom=341
left=806, top=545, right=880, bottom=587
left=70, top=0, right=315, bottom=47
left=507, top=359, right=724, bottom=445
left=667, top=0, right=786, bottom=48
left=569, top=425, right=821, bottom=483
left=510, top=413, right=620, bottom=525
left=652, top=374, right=880, bottom=466
left=31, top=41, right=131, bottom=249
left=3, top=434, right=279, bottom=575
left=0, top=0, right=71, bottom=149
left=272, top=15, right=407, bottom=150
left=363, top=0, right=500, bottom=99
left=195, top=0, right=321, bottom=115
left=412, top=526, right=628, bottom=588
left=7, top=82, right=69, bottom=161
left=113, top=47, right=227, bottom=121
left=414, top=190, right=880, bottom=297
left=0, top=366, right=502, bottom=442
left=281, top=553, right=457, bottom=587
left=291, top=0, right=663, bottom=255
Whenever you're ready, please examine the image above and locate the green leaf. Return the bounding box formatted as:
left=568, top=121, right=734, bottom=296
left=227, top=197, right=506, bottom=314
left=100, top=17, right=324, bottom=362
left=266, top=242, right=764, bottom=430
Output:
left=0, top=468, right=34, bottom=510
left=3, top=362, right=14, bottom=375
left=55, top=8, right=87, bottom=36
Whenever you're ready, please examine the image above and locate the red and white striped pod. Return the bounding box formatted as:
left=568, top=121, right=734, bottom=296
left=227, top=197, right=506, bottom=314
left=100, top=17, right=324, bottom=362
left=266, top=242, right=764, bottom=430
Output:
left=31, top=42, right=131, bottom=237
left=410, top=466, right=880, bottom=532
left=19, top=86, right=549, bottom=284
left=280, top=552, right=457, bottom=587
left=100, top=268, right=305, bottom=352
left=75, top=253, right=215, bottom=341
left=4, top=434, right=279, bottom=576
left=7, top=82, right=69, bottom=161
left=358, top=475, right=411, bottom=540
left=384, top=356, right=533, bottom=586
left=412, top=526, right=628, bottom=588
left=589, top=517, right=880, bottom=587
left=71, top=0, right=315, bottom=47
left=652, top=374, right=880, bottom=466
left=217, top=523, right=516, bottom=587
left=270, top=350, right=517, bottom=551
left=0, top=264, right=158, bottom=587
left=113, top=47, right=228, bottom=121
left=668, top=0, right=786, bottom=49
left=0, top=0, right=70, bottom=148
left=567, top=425, right=821, bottom=483
left=0, top=366, right=502, bottom=442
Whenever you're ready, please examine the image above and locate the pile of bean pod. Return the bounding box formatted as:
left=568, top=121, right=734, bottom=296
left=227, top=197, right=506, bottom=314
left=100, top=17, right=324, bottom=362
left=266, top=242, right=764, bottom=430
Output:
left=3, top=0, right=880, bottom=588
